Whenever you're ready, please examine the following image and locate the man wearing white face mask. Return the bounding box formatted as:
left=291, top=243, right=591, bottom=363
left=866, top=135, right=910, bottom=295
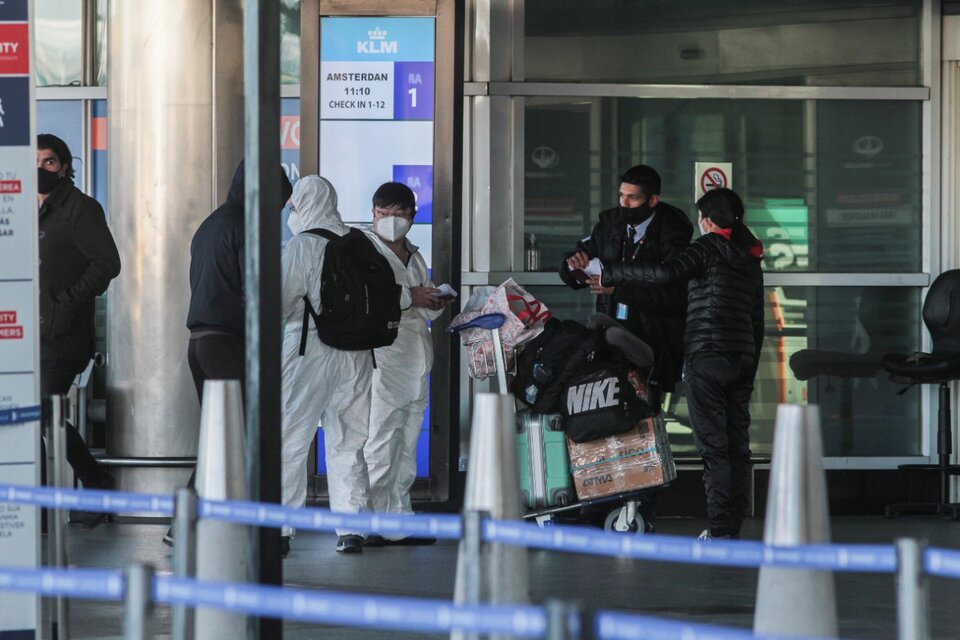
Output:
left=361, top=182, right=453, bottom=546
left=280, top=175, right=374, bottom=555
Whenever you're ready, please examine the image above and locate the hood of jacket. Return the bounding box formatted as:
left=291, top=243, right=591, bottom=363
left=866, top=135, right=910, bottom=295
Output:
left=288, top=175, right=346, bottom=235
left=225, top=159, right=293, bottom=209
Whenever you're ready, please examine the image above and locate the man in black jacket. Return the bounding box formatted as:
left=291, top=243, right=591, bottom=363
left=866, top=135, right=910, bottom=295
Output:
left=185, top=160, right=293, bottom=401
left=37, top=133, right=121, bottom=509
left=561, top=164, right=693, bottom=407
left=165, top=160, right=292, bottom=548
left=560, top=164, right=693, bottom=531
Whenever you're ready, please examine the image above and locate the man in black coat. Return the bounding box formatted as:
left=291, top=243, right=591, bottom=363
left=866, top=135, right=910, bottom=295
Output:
left=560, top=164, right=692, bottom=531
left=37, top=133, right=121, bottom=504
left=165, top=160, right=292, bottom=548
left=185, top=159, right=293, bottom=401
left=561, top=164, right=693, bottom=405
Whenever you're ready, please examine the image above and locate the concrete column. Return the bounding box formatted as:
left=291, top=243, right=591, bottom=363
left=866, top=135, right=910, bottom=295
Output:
left=106, top=0, right=243, bottom=495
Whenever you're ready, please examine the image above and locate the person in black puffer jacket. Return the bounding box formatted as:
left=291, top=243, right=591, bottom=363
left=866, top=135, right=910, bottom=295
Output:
left=602, top=188, right=764, bottom=541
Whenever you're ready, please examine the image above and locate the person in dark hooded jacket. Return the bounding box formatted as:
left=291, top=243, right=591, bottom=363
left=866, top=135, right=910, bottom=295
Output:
left=185, top=160, right=293, bottom=400
left=601, top=188, right=764, bottom=541
left=164, top=161, right=292, bottom=547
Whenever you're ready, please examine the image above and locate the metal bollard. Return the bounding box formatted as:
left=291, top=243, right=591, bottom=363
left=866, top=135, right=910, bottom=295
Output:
left=545, top=600, right=581, bottom=640
left=122, top=564, right=155, bottom=640
left=172, top=489, right=198, bottom=640
left=462, top=510, right=485, bottom=605
left=46, top=394, right=70, bottom=640
left=897, top=538, right=931, bottom=640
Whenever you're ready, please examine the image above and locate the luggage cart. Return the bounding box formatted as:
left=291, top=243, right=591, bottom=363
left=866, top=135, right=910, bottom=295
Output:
left=449, top=313, right=669, bottom=535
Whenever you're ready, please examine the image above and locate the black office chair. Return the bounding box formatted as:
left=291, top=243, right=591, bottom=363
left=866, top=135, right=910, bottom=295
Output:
left=789, top=289, right=884, bottom=455
left=882, top=269, right=960, bottom=519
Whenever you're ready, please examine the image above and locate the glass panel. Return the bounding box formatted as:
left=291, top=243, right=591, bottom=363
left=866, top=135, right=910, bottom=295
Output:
left=526, top=285, right=921, bottom=457
left=524, top=98, right=921, bottom=273
left=94, top=0, right=107, bottom=86
left=281, top=0, right=301, bottom=84
left=36, top=100, right=84, bottom=189
left=35, top=0, right=82, bottom=86
left=524, top=0, right=921, bottom=86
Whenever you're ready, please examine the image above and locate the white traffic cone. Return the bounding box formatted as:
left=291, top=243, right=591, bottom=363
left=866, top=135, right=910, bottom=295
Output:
left=194, top=379, right=249, bottom=639
left=452, top=393, right=529, bottom=640
left=754, top=404, right=838, bottom=637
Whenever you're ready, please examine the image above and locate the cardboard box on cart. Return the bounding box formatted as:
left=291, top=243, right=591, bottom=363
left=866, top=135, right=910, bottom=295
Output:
left=567, top=415, right=676, bottom=501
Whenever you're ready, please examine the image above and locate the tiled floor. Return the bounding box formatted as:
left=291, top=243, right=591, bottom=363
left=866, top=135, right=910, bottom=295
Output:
left=42, top=514, right=960, bottom=639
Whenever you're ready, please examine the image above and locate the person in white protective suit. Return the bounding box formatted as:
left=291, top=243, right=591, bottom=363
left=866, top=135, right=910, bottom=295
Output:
left=361, top=182, right=454, bottom=546
left=280, top=175, right=373, bottom=555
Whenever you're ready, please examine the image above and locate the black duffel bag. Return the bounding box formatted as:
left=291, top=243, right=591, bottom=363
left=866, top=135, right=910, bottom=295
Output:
left=561, top=351, right=655, bottom=443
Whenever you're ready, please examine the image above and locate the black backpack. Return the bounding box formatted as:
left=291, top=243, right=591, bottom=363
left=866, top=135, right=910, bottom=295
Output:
left=512, top=318, right=592, bottom=413
left=298, top=228, right=401, bottom=353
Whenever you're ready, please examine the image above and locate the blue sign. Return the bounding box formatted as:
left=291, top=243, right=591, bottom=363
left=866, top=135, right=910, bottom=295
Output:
left=393, top=165, right=432, bottom=223
left=0, top=77, right=29, bottom=146
left=0, top=0, right=28, bottom=22
left=393, top=62, right=434, bottom=121
left=322, top=17, right=434, bottom=63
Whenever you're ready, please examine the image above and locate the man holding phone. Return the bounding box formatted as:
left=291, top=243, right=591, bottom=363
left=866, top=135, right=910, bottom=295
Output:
left=362, top=182, right=454, bottom=545
left=559, top=165, right=692, bottom=529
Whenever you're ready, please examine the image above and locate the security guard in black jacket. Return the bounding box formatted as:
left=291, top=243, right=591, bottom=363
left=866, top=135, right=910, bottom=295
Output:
left=560, top=165, right=693, bottom=532
left=37, top=133, right=121, bottom=516
left=560, top=164, right=693, bottom=403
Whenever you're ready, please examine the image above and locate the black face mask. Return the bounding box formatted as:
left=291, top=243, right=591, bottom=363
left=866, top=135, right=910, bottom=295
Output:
left=38, top=168, right=62, bottom=195
left=621, top=201, right=654, bottom=225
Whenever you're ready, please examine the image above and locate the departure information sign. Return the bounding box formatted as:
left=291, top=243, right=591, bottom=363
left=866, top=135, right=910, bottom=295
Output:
left=0, top=0, right=41, bottom=635
left=316, top=16, right=436, bottom=479
left=319, top=17, right=435, bottom=228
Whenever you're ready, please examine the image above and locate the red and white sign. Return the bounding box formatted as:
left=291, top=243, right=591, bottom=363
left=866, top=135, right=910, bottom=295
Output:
left=0, top=23, right=28, bottom=75
left=0, top=311, right=16, bottom=324
left=0, top=180, right=21, bottom=194
left=700, top=166, right=728, bottom=192
left=694, top=162, right=733, bottom=203
left=0, top=326, right=23, bottom=339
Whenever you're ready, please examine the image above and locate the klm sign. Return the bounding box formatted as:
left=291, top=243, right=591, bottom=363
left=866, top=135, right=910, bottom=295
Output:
left=358, top=27, right=397, bottom=54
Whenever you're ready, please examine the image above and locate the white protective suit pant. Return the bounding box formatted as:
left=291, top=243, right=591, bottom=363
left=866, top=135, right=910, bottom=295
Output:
left=365, top=326, right=431, bottom=525
left=281, top=327, right=372, bottom=537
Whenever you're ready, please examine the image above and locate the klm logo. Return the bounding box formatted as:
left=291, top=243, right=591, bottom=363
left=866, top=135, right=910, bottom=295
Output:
left=566, top=376, right=620, bottom=415
left=358, top=27, right=397, bottom=54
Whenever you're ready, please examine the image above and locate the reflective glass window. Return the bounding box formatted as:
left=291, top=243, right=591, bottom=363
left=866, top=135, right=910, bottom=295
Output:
left=281, top=0, right=301, bottom=84
left=94, top=0, right=107, bottom=85
left=524, top=98, right=921, bottom=273
left=36, top=0, right=82, bottom=86
left=526, top=285, right=921, bottom=457
left=524, top=0, right=921, bottom=86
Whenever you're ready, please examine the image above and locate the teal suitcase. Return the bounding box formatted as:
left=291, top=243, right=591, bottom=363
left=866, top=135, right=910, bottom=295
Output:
left=516, top=413, right=575, bottom=509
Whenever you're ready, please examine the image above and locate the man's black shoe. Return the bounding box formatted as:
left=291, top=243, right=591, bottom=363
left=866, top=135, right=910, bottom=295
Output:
left=336, top=535, right=364, bottom=553
left=363, top=534, right=386, bottom=547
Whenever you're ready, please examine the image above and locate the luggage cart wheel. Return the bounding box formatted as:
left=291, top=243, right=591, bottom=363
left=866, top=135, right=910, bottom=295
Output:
left=604, top=505, right=645, bottom=535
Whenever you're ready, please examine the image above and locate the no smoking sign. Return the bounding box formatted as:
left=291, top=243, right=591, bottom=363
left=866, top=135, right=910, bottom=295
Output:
left=694, top=162, right=732, bottom=202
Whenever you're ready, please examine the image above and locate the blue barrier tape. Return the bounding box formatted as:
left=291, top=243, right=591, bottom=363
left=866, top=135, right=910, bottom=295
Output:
left=0, top=405, right=41, bottom=427
left=199, top=498, right=462, bottom=540
left=155, top=576, right=546, bottom=637
left=484, top=520, right=898, bottom=573
left=0, top=566, right=123, bottom=601
left=595, top=611, right=839, bottom=640
left=925, top=547, right=960, bottom=579
left=0, top=484, right=174, bottom=516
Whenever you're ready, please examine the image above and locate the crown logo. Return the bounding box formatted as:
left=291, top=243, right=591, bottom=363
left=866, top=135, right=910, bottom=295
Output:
left=368, top=27, right=387, bottom=40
